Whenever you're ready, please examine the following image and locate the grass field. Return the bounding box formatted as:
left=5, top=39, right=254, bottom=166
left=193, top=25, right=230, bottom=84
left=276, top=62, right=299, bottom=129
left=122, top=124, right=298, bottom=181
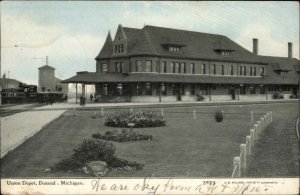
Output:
left=1, top=102, right=298, bottom=178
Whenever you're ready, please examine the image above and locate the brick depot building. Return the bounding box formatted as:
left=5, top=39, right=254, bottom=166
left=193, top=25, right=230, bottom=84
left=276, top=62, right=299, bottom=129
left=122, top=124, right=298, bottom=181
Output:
left=62, top=25, right=299, bottom=102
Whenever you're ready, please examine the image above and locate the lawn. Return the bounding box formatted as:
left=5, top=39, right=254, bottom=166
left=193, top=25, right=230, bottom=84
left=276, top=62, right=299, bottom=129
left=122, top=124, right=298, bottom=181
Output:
left=1, top=102, right=298, bottom=178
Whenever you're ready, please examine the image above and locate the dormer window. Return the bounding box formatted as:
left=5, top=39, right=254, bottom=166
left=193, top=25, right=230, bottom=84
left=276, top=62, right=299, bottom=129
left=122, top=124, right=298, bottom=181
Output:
left=169, top=46, right=181, bottom=52
left=115, top=44, right=124, bottom=54
left=221, top=51, right=232, bottom=56
left=280, top=71, right=288, bottom=77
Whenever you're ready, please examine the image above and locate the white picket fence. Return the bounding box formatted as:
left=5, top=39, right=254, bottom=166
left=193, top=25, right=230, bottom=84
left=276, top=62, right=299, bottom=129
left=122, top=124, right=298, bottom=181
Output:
left=231, top=111, right=273, bottom=177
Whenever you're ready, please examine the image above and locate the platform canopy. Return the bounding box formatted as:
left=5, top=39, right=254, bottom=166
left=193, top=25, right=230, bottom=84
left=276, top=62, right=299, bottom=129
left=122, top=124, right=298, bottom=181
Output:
left=62, top=72, right=297, bottom=85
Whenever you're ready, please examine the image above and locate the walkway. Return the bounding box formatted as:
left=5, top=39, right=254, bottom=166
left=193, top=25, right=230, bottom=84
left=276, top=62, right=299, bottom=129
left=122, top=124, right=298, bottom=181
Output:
left=36, top=98, right=298, bottom=110
left=1, top=107, right=66, bottom=158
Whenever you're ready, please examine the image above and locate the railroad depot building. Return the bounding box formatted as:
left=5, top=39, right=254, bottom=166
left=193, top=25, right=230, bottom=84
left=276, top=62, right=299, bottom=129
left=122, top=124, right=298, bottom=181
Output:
left=63, top=25, right=299, bottom=102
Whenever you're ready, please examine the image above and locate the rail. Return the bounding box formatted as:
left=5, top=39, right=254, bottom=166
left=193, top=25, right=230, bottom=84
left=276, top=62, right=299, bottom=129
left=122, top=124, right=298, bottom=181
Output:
left=296, top=116, right=299, bottom=139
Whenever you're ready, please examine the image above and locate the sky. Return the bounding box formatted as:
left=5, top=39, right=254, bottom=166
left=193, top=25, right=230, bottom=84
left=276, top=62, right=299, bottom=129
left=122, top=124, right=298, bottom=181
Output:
left=1, top=1, right=299, bottom=86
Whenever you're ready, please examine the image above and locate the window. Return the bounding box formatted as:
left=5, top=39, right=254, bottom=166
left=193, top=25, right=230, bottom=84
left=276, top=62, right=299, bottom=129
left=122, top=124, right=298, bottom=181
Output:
left=101, top=64, right=108, bottom=72
left=136, top=60, right=142, bottom=72
left=212, top=64, right=216, bottom=74
left=239, top=66, right=243, bottom=76
left=260, top=67, right=265, bottom=76
left=250, top=85, right=255, bottom=94
left=221, top=65, right=224, bottom=75
left=156, top=61, right=159, bottom=72
left=172, top=84, right=176, bottom=95
left=254, top=67, right=257, bottom=76
left=243, top=66, right=246, bottom=76
left=161, top=61, right=167, bottom=73
left=190, top=84, right=196, bottom=95
left=222, top=51, right=231, bottom=56
left=190, top=63, right=195, bottom=74
left=230, top=65, right=234, bottom=75
left=116, top=84, right=123, bottom=95
left=103, top=84, right=108, bottom=95
left=161, top=83, right=167, bottom=95
left=180, top=63, right=186, bottom=73
left=121, top=63, right=125, bottom=73
left=115, top=62, right=123, bottom=73
left=259, top=85, right=265, bottom=94
left=170, top=62, right=174, bottom=73
left=180, top=85, right=185, bottom=95
left=175, top=62, right=180, bottom=73
left=202, top=64, right=206, bottom=74
left=145, top=83, right=152, bottom=95
left=280, top=71, right=288, bottom=76
left=240, top=85, right=246, bottom=95
left=250, top=67, right=253, bottom=76
left=146, top=61, right=152, bottom=72
left=136, top=84, right=142, bottom=96
left=169, top=46, right=180, bottom=52
left=115, top=44, right=124, bottom=54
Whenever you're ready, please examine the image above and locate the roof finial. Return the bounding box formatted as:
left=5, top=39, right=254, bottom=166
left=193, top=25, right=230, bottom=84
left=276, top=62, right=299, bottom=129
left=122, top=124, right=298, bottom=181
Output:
left=46, top=56, right=48, bottom=65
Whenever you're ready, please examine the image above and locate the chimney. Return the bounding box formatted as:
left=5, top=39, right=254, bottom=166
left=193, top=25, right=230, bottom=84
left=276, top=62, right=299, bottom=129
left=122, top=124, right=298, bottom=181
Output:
left=253, top=38, right=258, bottom=55
left=288, top=42, right=292, bottom=58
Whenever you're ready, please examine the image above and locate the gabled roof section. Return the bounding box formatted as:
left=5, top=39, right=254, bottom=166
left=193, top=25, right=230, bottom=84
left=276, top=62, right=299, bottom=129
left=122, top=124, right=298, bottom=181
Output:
left=129, top=28, right=158, bottom=55
left=259, top=56, right=299, bottom=71
left=39, top=65, right=55, bottom=70
left=95, top=31, right=113, bottom=59
left=142, top=25, right=262, bottom=63
left=113, top=24, right=127, bottom=41
left=95, top=24, right=299, bottom=66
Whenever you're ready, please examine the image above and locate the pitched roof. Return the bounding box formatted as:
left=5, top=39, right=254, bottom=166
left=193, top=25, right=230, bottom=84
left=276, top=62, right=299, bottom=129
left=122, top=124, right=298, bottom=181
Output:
left=39, top=65, right=55, bottom=70
left=96, top=25, right=265, bottom=63
left=95, top=31, right=113, bottom=59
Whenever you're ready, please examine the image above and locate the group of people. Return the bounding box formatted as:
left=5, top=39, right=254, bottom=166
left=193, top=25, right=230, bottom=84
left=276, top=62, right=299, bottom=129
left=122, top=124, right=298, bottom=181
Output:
left=89, top=94, right=102, bottom=103
left=79, top=94, right=101, bottom=106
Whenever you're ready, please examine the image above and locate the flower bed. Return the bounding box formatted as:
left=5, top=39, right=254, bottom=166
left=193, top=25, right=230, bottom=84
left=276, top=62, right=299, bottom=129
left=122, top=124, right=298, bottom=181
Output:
left=52, top=139, right=143, bottom=173
left=92, top=129, right=152, bottom=142
left=105, top=111, right=166, bottom=128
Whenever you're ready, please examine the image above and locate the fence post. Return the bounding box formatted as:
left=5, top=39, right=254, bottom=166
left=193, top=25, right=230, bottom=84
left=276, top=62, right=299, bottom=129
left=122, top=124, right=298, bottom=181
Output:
left=266, top=113, right=270, bottom=124
left=256, top=121, right=261, bottom=134
left=130, top=108, right=133, bottom=113
left=240, top=144, right=246, bottom=171
left=260, top=117, right=265, bottom=130
left=254, top=124, right=259, bottom=138
left=250, top=129, right=255, bottom=151
left=233, top=157, right=241, bottom=177
left=193, top=110, right=196, bottom=119
left=161, top=108, right=164, bottom=117
left=251, top=111, right=254, bottom=123
left=270, top=111, right=273, bottom=122
left=101, top=108, right=104, bottom=116
left=264, top=115, right=268, bottom=126
left=246, top=136, right=251, bottom=155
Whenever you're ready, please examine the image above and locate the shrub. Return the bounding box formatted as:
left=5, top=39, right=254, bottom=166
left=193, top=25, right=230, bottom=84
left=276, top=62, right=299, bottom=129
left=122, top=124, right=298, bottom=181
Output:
left=52, top=139, right=144, bottom=173
left=105, top=111, right=166, bottom=128
left=92, top=129, right=152, bottom=142
left=107, top=157, right=144, bottom=170
left=52, top=139, right=115, bottom=172
left=215, top=110, right=224, bottom=122
left=273, top=92, right=284, bottom=99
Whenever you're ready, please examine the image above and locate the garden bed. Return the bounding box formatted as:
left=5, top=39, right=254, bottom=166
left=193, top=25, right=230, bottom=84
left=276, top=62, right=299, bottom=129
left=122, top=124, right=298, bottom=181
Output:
left=92, top=129, right=152, bottom=142
left=105, top=111, right=166, bottom=128
left=51, top=139, right=143, bottom=176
